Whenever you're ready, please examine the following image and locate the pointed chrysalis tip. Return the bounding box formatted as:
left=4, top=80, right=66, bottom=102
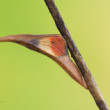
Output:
left=0, top=35, right=19, bottom=42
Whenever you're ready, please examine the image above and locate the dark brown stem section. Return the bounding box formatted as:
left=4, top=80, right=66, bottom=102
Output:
left=44, top=0, right=108, bottom=109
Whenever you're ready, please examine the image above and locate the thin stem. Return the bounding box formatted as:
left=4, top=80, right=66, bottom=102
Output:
left=44, top=0, right=108, bottom=109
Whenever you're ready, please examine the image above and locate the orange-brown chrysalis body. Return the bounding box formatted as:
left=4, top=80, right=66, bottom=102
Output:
left=0, top=34, right=87, bottom=89
left=50, top=37, right=66, bottom=56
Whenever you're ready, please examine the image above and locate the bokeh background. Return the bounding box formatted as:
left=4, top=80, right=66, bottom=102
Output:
left=0, top=0, right=110, bottom=110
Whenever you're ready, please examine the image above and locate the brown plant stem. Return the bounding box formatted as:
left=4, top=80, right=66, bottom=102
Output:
left=44, top=0, right=108, bottom=109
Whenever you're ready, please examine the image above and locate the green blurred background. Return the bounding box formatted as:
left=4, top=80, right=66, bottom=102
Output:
left=0, top=0, right=110, bottom=110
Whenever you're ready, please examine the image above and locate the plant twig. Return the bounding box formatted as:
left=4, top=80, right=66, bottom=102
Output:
left=44, top=0, right=108, bottom=109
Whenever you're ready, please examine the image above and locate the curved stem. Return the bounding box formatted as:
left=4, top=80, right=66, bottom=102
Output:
left=44, top=0, right=109, bottom=109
